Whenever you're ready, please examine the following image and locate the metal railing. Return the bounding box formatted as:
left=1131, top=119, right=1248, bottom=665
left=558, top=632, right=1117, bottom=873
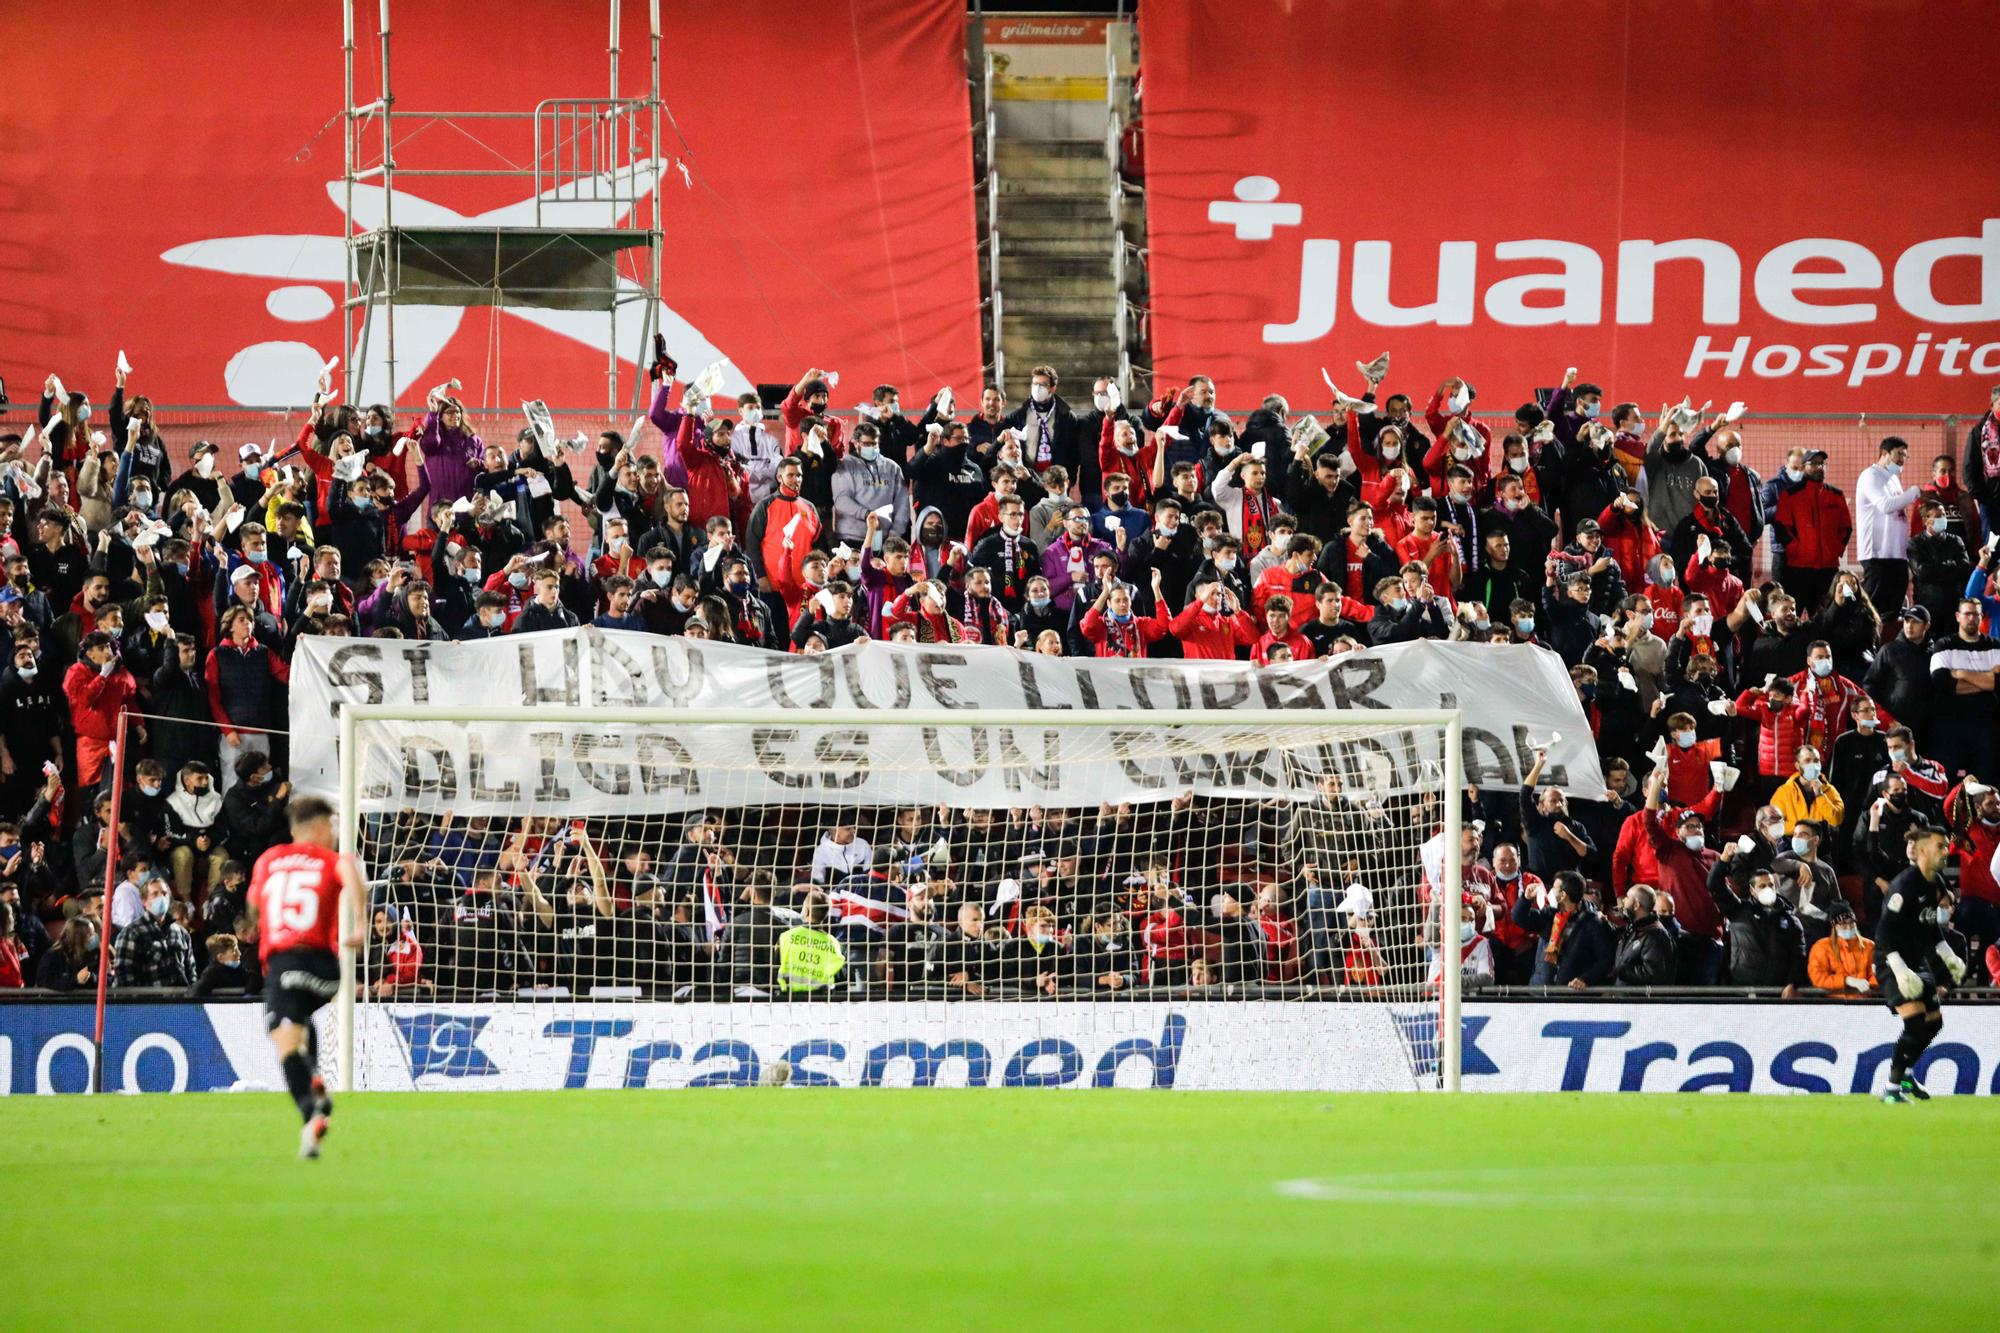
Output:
left=983, top=51, right=1006, bottom=395
left=1105, top=24, right=1145, bottom=399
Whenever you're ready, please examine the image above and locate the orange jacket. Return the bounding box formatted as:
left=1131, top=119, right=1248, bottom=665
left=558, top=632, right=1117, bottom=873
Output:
left=1807, top=932, right=1875, bottom=997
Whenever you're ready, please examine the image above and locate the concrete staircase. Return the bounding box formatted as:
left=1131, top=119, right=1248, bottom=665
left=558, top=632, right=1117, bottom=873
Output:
left=993, top=137, right=1120, bottom=395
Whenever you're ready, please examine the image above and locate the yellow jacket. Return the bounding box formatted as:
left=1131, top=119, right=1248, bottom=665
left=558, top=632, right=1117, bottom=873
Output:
left=1773, top=775, right=1844, bottom=833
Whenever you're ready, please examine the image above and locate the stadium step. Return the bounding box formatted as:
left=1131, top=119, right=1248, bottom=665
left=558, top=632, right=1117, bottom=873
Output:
left=1004, top=291, right=1119, bottom=318
left=998, top=193, right=1114, bottom=222
left=995, top=136, right=1103, bottom=162
left=999, top=253, right=1114, bottom=282
left=1001, top=234, right=1118, bottom=258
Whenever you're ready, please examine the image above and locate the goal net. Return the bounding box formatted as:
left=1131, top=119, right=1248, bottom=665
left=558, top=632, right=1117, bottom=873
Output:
left=332, top=707, right=1463, bottom=1092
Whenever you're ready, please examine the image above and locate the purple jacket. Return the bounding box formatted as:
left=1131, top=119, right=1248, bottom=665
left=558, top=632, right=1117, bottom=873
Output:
left=1041, top=532, right=1114, bottom=611
left=858, top=558, right=913, bottom=638
left=419, top=410, right=484, bottom=506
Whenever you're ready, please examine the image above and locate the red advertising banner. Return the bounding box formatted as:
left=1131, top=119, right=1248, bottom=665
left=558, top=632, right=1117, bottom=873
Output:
left=0, top=0, right=981, bottom=409
left=1137, top=0, right=2000, bottom=412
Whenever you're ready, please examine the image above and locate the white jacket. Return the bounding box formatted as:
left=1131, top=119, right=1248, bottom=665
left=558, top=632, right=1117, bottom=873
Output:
left=1855, top=461, right=1923, bottom=561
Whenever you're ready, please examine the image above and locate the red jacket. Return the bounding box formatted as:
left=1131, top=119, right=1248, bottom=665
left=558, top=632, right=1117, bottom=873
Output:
left=1423, top=390, right=1492, bottom=495
left=1251, top=629, right=1312, bottom=666
left=781, top=387, right=846, bottom=459
left=1644, top=808, right=1724, bottom=939
left=1098, top=414, right=1157, bottom=504
left=1734, top=689, right=1811, bottom=778
left=1079, top=605, right=1170, bottom=658
left=1611, top=809, right=1661, bottom=896
left=1664, top=737, right=1723, bottom=807
left=751, top=490, right=822, bottom=626
left=1595, top=500, right=1661, bottom=595
left=1787, top=669, right=1885, bottom=753
left=1167, top=601, right=1258, bottom=660
left=62, top=660, right=137, bottom=743
left=1772, top=479, right=1853, bottom=569
left=1251, top=563, right=1324, bottom=631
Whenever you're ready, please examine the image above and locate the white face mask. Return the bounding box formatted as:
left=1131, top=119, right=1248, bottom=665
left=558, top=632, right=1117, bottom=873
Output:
left=144, top=611, right=169, bottom=631
left=1754, top=887, right=1778, bottom=907
left=1836, top=925, right=1858, bottom=940
left=1506, top=455, right=1528, bottom=474
left=1380, top=442, right=1402, bottom=461
left=195, top=455, right=216, bottom=478
left=1030, top=384, right=1052, bottom=405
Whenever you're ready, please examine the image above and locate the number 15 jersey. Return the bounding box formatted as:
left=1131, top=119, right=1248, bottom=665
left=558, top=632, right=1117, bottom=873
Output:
left=251, top=843, right=345, bottom=961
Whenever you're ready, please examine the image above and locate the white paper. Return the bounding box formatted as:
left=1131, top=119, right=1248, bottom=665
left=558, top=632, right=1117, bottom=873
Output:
left=49, top=376, right=66, bottom=402
left=89, top=430, right=107, bottom=449
left=1320, top=367, right=1338, bottom=395
left=1617, top=668, right=1637, bottom=690
left=935, top=385, right=954, bottom=417
left=521, top=551, right=549, bottom=565
left=332, top=453, right=365, bottom=482
left=1251, top=440, right=1266, bottom=460
left=688, top=360, right=728, bottom=404
left=1724, top=400, right=1746, bottom=423
left=704, top=546, right=724, bottom=571
left=525, top=472, right=553, bottom=499
left=392, top=436, right=410, bottom=457
left=823, top=371, right=840, bottom=389
left=854, top=402, right=879, bottom=422
left=1736, top=834, right=1756, bottom=854
left=224, top=508, right=246, bottom=533
left=117, top=350, right=133, bottom=376
left=132, top=530, right=158, bottom=550
left=521, top=399, right=555, bottom=454
left=872, top=504, right=895, bottom=521
left=287, top=546, right=305, bottom=561
left=1157, top=424, right=1186, bottom=442
left=1104, top=516, right=1121, bottom=531
left=567, top=431, right=591, bottom=454
left=992, top=878, right=1023, bottom=909
left=814, top=588, right=836, bottom=615
left=451, top=497, right=474, bottom=514
left=322, top=354, right=341, bottom=375
left=1706, top=699, right=1732, bottom=716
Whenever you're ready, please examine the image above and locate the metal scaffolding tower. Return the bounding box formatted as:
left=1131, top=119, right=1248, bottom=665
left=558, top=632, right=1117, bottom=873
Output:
left=341, top=0, right=663, bottom=412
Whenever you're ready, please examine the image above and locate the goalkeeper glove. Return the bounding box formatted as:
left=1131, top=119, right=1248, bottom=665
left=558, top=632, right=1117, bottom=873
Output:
left=1935, top=940, right=1966, bottom=986
left=1884, top=952, right=1924, bottom=1001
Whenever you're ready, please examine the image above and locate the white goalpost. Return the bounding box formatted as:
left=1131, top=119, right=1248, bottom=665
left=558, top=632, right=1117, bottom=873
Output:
left=333, top=706, right=1463, bottom=1094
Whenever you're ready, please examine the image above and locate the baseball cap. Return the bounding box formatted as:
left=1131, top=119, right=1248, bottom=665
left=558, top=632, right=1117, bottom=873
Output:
left=1803, top=449, right=1829, bottom=464
left=1574, top=518, right=1601, bottom=535
left=229, top=565, right=258, bottom=584
left=1337, top=882, right=1374, bottom=918
left=238, top=443, right=264, bottom=460
left=0, top=588, right=21, bottom=606
left=1899, top=605, right=1930, bottom=623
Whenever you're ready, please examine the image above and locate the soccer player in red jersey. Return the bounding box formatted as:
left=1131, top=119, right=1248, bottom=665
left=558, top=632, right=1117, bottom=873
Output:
left=245, top=796, right=364, bottom=1159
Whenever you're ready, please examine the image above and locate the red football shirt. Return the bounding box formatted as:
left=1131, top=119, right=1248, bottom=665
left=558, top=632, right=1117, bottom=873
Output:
left=251, top=843, right=346, bottom=961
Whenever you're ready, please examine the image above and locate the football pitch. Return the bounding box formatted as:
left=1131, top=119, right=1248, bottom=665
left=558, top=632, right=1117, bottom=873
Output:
left=6, top=1091, right=1995, bottom=1330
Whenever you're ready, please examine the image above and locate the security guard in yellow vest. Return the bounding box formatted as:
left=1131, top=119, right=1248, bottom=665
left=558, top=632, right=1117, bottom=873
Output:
left=777, top=890, right=845, bottom=993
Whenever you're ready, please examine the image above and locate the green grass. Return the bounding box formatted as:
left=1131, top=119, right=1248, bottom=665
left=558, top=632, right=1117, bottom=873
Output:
left=4, top=1091, right=1995, bottom=1330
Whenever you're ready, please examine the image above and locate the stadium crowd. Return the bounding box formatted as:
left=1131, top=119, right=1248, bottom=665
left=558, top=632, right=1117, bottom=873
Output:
left=1, top=348, right=1998, bottom=999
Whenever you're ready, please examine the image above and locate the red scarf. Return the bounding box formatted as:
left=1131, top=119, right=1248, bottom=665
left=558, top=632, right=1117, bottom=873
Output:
left=1101, top=610, right=1147, bottom=657
left=959, top=594, right=1009, bottom=646
left=1241, top=487, right=1274, bottom=556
